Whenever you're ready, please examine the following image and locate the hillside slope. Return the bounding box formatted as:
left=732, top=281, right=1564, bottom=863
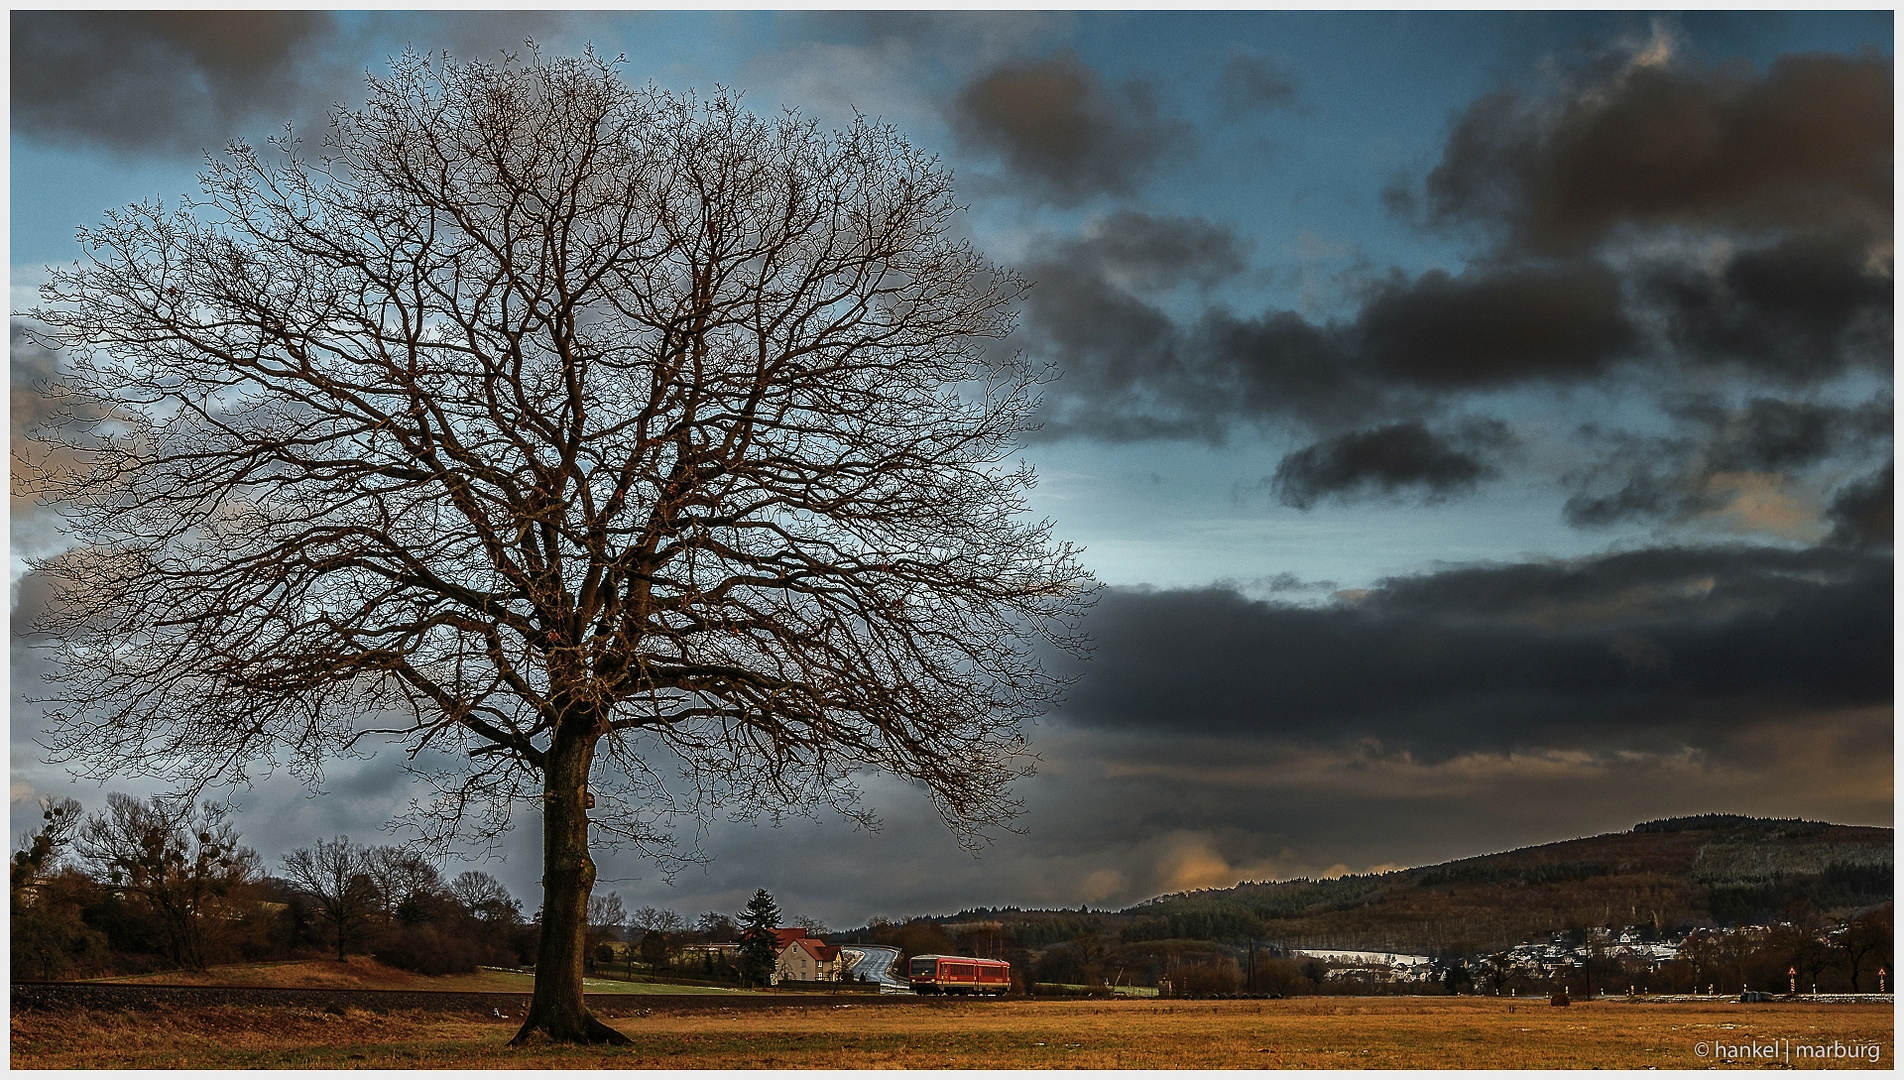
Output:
left=1116, top=816, right=1891, bottom=954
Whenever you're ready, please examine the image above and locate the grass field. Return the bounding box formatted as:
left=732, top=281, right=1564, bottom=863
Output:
left=89, top=957, right=748, bottom=995
left=12, top=996, right=1891, bottom=1069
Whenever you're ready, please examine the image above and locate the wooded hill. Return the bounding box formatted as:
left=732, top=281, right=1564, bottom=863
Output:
left=885, top=816, right=1892, bottom=957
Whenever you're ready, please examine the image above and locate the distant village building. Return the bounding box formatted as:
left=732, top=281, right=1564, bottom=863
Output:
left=679, top=927, right=846, bottom=983
left=1296, top=949, right=1434, bottom=983
left=1497, top=927, right=1687, bottom=978
left=773, top=929, right=845, bottom=983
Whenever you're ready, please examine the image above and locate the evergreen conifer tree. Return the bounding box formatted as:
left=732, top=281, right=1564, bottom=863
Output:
left=738, top=889, right=782, bottom=987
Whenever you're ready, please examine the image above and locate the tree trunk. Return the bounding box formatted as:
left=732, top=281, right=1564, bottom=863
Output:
left=512, top=729, right=630, bottom=1045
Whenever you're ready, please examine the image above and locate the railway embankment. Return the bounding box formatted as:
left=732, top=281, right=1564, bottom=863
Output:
left=8, top=981, right=940, bottom=1016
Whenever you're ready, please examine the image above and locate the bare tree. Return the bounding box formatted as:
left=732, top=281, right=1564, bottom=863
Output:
left=23, top=48, right=1091, bottom=1042
left=74, top=794, right=257, bottom=970
left=694, top=910, right=741, bottom=943
left=11, top=795, right=105, bottom=981
left=632, top=904, right=686, bottom=973
left=586, top=890, right=628, bottom=971
left=588, top=890, right=628, bottom=942
left=449, top=870, right=521, bottom=925
left=280, top=836, right=378, bottom=961
left=360, top=844, right=442, bottom=923
left=11, top=795, right=84, bottom=899
left=1838, top=906, right=1891, bottom=992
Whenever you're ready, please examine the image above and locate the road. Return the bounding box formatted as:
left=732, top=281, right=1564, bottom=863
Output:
left=841, top=945, right=911, bottom=993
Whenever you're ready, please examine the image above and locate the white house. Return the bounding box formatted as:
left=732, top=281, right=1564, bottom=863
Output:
left=774, top=932, right=845, bottom=983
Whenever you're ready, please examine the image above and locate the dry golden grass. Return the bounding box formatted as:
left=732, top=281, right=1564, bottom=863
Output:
left=95, top=956, right=455, bottom=990
left=12, top=997, right=1892, bottom=1069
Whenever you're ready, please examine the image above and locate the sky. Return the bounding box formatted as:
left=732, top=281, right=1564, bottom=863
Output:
left=9, top=10, right=1894, bottom=932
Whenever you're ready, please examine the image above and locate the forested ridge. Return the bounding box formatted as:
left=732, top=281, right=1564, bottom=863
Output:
left=828, top=816, right=1891, bottom=995
left=1118, top=816, right=1892, bottom=954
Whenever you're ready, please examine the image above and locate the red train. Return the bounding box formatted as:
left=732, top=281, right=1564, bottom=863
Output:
left=908, top=954, right=1011, bottom=995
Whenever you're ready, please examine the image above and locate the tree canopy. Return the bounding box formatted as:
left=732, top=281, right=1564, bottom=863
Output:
left=22, top=48, right=1093, bottom=1042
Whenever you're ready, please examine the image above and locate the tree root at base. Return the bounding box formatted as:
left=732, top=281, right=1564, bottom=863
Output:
left=508, top=1011, right=634, bottom=1046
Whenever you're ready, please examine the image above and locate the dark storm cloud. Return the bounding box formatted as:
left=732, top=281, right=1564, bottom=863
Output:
left=1561, top=468, right=1677, bottom=529
left=1685, top=395, right=1890, bottom=473
left=373, top=11, right=579, bottom=65
left=1027, top=257, right=1635, bottom=441
left=1644, top=230, right=1893, bottom=382
left=10, top=12, right=585, bottom=157
left=1372, top=47, right=1894, bottom=392
left=11, top=11, right=341, bottom=154
left=1354, top=261, right=1634, bottom=387
left=1271, top=419, right=1513, bottom=509
left=12, top=319, right=122, bottom=464
left=1217, top=53, right=1296, bottom=115
left=1561, top=394, right=1890, bottom=528
left=1060, top=211, right=1251, bottom=293
left=1027, top=47, right=1891, bottom=448
left=1414, top=52, right=1893, bottom=255
left=1020, top=213, right=1254, bottom=441
left=10, top=571, right=61, bottom=769
left=1188, top=310, right=1360, bottom=424
left=1057, top=545, right=1890, bottom=758
left=1824, top=463, right=1893, bottom=550
left=10, top=570, right=56, bottom=640
left=951, top=51, right=1191, bottom=206
left=11, top=323, right=63, bottom=436
left=10, top=321, right=110, bottom=554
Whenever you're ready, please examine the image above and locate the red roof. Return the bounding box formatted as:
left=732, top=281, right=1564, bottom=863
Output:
left=781, top=936, right=842, bottom=963
left=771, top=927, right=809, bottom=949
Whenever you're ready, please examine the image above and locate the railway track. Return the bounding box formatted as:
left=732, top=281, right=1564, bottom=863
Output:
left=9, top=981, right=933, bottom=1017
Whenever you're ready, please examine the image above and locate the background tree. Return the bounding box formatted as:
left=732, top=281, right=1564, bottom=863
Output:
left=10, top=861, right=108, bottom=980
left=695, top=911, right=741, bottom=943
left=73, top=794, right=257, bottom=970
left=635, top=906, right=685, bottom=974
left=1483, top=950, right=1514, bottom=995
left=360, top=845, right=442, bottom=927
left=885, top=917, right=956, bottom=962
left=24, top=48, right=1090, bottom=1043
left=738, top=888, right=782, bottom=987
left=450, top=870, right=522, bottom=926
left=446, top=872, right=495, bottom=916
left=440, top=869, right=535, bottom=969
left=280, top=836, right=377, bottom=962
left=1838, top=905, right=1891, bottom=992
left=10, top=796, right=83, bottom=903
left=375, top=870, right=500, bottom=977
left=1439, top=958, right=1474, bottom=995
left=10, top=796, right=107, bottom=979
left=586, top=890, right=627, bottom=972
